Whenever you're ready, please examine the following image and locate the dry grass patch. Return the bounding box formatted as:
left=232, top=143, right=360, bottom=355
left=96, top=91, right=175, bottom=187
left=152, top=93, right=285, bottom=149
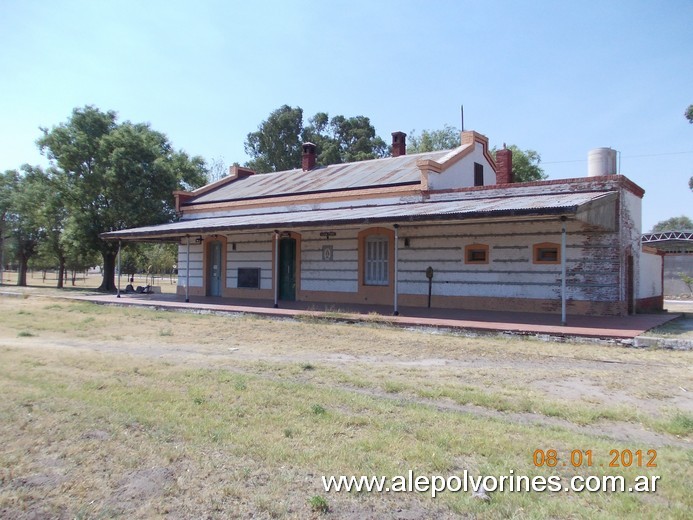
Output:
left=0, top=294, right=691, bottom=518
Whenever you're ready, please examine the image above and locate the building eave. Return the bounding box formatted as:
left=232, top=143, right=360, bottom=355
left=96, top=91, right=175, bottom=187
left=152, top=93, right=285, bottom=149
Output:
left=101, top=191, right=613, bottom=242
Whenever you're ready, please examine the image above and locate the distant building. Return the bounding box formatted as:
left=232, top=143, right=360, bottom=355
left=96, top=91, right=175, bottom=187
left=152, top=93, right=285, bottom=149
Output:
left=641, top=231, right=693, bottom=298
left=104, top=131, right=662, bottom=316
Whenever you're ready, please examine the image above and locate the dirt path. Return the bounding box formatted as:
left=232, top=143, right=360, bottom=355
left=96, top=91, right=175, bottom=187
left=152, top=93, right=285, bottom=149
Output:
left=4, top=334, right=690, bottom=450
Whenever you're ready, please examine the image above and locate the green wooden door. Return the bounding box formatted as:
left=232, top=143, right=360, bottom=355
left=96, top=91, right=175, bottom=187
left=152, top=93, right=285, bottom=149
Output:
left=278, top=238, right=296, bottom=301
left=207, top=241, right=222, bottom=297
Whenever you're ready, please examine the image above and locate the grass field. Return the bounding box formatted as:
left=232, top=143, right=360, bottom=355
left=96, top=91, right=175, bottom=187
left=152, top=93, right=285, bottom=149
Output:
left=0, top=291, right=691, bottom=519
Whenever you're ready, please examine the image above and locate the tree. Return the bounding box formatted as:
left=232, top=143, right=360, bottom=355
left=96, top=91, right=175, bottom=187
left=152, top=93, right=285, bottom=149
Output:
left=244, top=105, right=388, bottom=173
left=245, top=105, right=303, bottom=173
left=7, top=166, right=48, bottom=286
left=651, top=215, right=693, bottom=232
left=20, top=166, right=72, bottom=288
left=321, top=114, right=387, bottom=163
left=407, top=125, right=460, bottom=154
left=302, top=112, right=341, bottom=166
left=37, top=106, right=208, bottom=292
left=119, top=242, right=177, bottom=282
left=0, top=170, right=19, bottom=285
left=207, top=156, right=228, bottom=183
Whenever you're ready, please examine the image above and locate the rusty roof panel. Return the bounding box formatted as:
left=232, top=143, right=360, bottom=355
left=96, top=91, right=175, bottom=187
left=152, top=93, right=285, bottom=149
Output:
left=190, top=150, right=451, bottom=204
left=103, top=191, right=615, bottom=240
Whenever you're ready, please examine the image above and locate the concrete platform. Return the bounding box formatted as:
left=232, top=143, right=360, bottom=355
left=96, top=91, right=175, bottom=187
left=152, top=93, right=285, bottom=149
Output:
left=71, top=293, right=681, bottom=341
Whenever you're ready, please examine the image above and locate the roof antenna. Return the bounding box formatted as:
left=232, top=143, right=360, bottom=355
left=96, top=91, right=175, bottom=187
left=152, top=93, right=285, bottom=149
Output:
left=460, top=105, right=464, bottom=131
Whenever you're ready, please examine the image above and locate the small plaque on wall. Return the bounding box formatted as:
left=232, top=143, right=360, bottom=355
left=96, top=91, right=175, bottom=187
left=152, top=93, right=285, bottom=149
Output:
left=322, top=245, right=334, bottom=261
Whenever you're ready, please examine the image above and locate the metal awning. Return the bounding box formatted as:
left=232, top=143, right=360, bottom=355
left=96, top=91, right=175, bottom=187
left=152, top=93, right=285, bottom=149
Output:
left=642, top=231, right=693, bottom=253
left=101, top=191, right=617, bottom=241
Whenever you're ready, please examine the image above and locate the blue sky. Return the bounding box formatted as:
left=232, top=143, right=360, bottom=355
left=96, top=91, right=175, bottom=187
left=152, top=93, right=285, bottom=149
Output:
left=1, top=0, right=691, bottom=231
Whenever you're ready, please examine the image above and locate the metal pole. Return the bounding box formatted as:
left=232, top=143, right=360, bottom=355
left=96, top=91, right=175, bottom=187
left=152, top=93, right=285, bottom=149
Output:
left=561, top=217, right=567, bottom=326
left=185, top=235, right=190, bottom=303
left=116, top=240, right=122, bottom=298
left=427, top=272, right=433, bottom=308
left=393, top=224, right=399, bottom=316
left=273, top=230, right=279, bottom=308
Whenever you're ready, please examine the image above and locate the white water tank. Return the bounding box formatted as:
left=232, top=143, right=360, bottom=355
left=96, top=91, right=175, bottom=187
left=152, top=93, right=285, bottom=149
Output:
left=588, top=147, right=618, bottom=177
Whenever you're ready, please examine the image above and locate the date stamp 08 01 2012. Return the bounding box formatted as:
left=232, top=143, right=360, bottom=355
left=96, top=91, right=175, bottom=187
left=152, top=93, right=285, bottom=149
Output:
left=533, top=449, right=657, bottom=469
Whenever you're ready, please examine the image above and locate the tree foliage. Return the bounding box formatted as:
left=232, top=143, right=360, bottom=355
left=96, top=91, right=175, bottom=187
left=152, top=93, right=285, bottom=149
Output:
left=407, top=125, right=460, bottom=154
left=309, top=114, right=387, bottom=164
left=206, top=156, right=228, bottom=183
left=1, top=166, right=75, bottom=287
left=651, top=215, right=693, bottom=232
left=244, top=105, right=303, bottom=173
left=120, top=243, right=178, bottom=278
left=37, top=106, right=208, bottom=291
left=0, top=170, right=20, bottom=284
left=4, top=166, right=49, bottom=285
left=0, top=170, right=19, bottom=275
left=244, top=105, right=387, bottom=173
left=24, top=166, right=71, bottom=287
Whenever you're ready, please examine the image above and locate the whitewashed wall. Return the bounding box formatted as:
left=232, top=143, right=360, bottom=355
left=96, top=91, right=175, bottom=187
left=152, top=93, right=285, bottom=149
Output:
left=225, top=234, right=273, bottom=290
left=177, top=241, right=204, bottom=288
left=426, top=142, right=496, bottom=190
left=395, top=221, right=620, bottom=302
left=176, top=219, right=624, bottom=304
left=284, top=220, right=622, bottom=303
left=638, top=251, right=662, bottom=299
left=621, top=189, right=643, bottom=306
left=300, top=228, right=359, bottom=293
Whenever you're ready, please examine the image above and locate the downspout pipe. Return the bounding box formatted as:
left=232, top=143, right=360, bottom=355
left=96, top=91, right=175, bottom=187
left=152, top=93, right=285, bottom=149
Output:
left=393, top=224, right=399, bottom=316
left=561, top=216, right=567, bottom=326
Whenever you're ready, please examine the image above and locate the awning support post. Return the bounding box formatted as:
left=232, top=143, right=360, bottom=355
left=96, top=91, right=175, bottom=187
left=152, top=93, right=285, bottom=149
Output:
left=185, top=235, right=190, bottom=303
left=393, top=224, right=399, bottom=316
left=116, top=240, right=122, bottom=298
left=561, top=217, right=567, bottom=326
left=273, top=230, right=279, bottom=308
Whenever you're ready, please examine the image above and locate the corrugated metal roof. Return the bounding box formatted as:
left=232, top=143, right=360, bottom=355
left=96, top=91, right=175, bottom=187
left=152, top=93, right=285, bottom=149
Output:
left=103, top=191, right=616, bottom=240
left=190, top=149, right=454, bottom=204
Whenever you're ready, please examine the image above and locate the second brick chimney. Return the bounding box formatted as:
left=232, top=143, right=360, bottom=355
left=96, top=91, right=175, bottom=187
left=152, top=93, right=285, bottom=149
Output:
left=495, top=144, right=513, bottom=184
left=391, top=131, right=406, bottom=157
left=302, top=142, right=316, bottom=171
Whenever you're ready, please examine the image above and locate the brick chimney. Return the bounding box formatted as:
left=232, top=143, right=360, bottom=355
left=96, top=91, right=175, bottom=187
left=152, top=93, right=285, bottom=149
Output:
left=391, top=131, right=406, bottom=157
left=302, top=142, right=316, bottom=171
left=495, top=144, right=513, bottom=184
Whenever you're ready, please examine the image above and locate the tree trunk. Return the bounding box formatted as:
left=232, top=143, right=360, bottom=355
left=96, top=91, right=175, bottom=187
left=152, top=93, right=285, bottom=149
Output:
left=17, top=254, right=28, bottom=287
left=98, top=250, right=118, bottom=292
left=57, top=257, right=65, bottom=289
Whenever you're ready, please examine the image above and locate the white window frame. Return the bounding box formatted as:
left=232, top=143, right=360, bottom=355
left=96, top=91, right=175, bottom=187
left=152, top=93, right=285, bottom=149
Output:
left=365, top=235, right=389, bottom=286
